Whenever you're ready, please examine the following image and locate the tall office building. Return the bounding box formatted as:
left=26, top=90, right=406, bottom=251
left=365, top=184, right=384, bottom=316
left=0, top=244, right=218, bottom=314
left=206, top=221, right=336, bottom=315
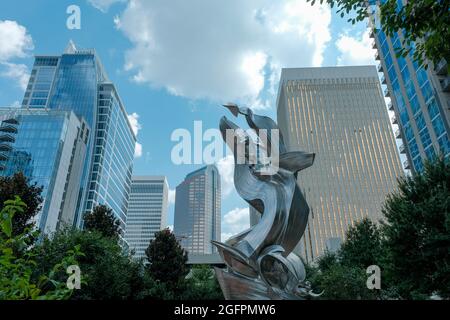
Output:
left=277, top=66, right=404, bottom=262
left=0, top=108, right=88, bottom=234
left=368, top=1, right=450, bottom=173
left=125, top=176, right=169, bottom=260
left=21, top=41, right=136, bottom=231
left=174, top=165, right=221, bottom=255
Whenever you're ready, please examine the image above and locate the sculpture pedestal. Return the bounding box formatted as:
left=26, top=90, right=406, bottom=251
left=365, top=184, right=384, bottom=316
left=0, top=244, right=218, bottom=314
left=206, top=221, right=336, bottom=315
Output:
left=214, top=268, right=303, bottom=300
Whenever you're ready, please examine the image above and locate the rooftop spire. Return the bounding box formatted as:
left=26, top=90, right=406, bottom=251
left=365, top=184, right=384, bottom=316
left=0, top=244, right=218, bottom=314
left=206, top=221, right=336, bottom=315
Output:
left=64, top=40, right=77, bottom=54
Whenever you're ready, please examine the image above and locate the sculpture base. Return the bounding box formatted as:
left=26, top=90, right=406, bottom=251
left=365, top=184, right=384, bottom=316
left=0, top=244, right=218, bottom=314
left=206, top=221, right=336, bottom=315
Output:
left=214, top=267, right=303, bottom=300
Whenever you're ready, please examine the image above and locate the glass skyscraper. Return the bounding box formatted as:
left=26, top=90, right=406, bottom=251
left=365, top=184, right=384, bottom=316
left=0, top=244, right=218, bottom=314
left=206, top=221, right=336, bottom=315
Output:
left=21, top=41, right=136, bottom=231
left=0, top=108, right=89, bottom=234
left=277, top=66, right=404, bottom=262
left=369, top=0, right=450, bottom=173
left=174, top=165, right=221, bottom=255
left=125, top=176, right=169, bottom=260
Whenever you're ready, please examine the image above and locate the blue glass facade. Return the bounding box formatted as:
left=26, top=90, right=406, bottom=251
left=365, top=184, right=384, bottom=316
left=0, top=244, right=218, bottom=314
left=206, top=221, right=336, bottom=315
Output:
left=174, top=165, right=221, bottom=254
left=370, top=1, right=450, bottom=173
left=84, top=84, right=135, bottom=229
left=0, top=109, right=88, bottom=233
left=21, top=43, right=136, bottom=232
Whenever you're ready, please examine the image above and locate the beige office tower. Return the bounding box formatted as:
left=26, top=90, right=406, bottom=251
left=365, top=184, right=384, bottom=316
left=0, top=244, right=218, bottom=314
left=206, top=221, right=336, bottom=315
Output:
left=276, top=66, right=404, bottom=263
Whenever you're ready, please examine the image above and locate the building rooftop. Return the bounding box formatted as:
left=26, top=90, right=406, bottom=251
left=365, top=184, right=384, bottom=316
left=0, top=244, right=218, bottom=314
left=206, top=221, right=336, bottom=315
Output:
left=280, top=65, right=379, bottom=81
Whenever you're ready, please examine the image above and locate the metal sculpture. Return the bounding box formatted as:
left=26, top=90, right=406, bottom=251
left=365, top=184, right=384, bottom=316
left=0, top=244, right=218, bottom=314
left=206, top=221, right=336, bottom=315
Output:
left=212, top=103, right=319, bottom=300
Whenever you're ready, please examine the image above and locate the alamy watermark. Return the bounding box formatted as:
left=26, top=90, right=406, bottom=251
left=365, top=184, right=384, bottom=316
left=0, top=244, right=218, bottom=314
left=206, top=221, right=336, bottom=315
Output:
left=66, top=265, right=81, bottom=290
left=366, top=265, right=381, bottom=290
left=66, top=5, right=81, bottom=30
left=170, top=121, right=280, bottom=175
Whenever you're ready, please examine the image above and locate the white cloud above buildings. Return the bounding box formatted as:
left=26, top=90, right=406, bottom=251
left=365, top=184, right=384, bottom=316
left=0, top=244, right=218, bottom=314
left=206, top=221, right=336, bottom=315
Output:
left=87, top=0, right=126, bottom=13
left=0, top=20, right=34, bottom=90
left=168, top=189, right=176, bottom=205
left=127, top=112, right=143, bottom=158
left=221, top=207, right=250, bottom=242
left=1, top=62, right=29, bottom=90
left=336, top=29, right=376, bottom=66
left=113, top=0, right=331, bottom=109
left=216, top=155, right=235, bottom=197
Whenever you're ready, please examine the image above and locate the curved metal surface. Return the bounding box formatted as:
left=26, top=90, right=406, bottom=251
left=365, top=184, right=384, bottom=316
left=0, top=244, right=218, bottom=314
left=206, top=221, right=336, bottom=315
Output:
left=213, top=104, right=318, bottom=300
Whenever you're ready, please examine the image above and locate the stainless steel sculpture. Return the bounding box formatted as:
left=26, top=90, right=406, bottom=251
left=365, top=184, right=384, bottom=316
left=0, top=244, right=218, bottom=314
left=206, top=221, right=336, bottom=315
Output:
left=212, top=103, right=319, bottom=300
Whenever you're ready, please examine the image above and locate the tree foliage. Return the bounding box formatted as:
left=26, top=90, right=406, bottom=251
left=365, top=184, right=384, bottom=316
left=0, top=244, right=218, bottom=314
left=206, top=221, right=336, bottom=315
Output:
left=307, top=222, right=381, bottom=300
left=0, top=197, right=82, bottom=300
left=34, top=228, right=143, bottom=300
left=381, top=157, right=450, bottom=299
left=83, top=205, right=121, bottom=239
left=182, top=265, right=224, bottom=300
left=309, top=262, right=378, bottom=300
left=308, top=158, right=450, bottom=300
left=145, top=228, right=189, bottom=288
left=0, top=172, right=43, bottom=236
left=339, top=218, right=384, bottom=269
left=307, top=0, right=450, bottom=67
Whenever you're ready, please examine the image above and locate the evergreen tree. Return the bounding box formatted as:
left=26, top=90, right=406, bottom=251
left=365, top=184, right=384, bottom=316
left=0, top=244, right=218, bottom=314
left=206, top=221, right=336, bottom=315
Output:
left=0, top=172, right=43, bottom=236
left=382, top=157, right=450, bottom=299
left=145, top=228, right=189, bottom=288
left=34, top=228, right=144, bottom=300
left=339, top=218, right=384, bottom=269
left=83, top=205, right=121, bottom=239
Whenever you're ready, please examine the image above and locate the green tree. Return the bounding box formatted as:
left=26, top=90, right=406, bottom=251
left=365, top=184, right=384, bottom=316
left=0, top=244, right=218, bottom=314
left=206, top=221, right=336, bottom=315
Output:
left=316, top=250, right=339, bottom=273
left=312, top=263, right=377, bottom=300
left=182, top=265, right=224, bottom=300
left=306, top=0, right=450, bottom=67
left=139, top=275, right=176, bottom=300
left=381, top=157, right=450, bottom=299
left=145, top=228, right=189, bottom=289
left=307, top=220, right=384, bottom=300
left=34, top=228, right=144, bottom=300
left=83, top=205, right=121, bottom=239
left=339, top=218, right=384, bottom=269
left=0, top=172, right=43, bottom=236
left=0, top=197, right=82, bottom=300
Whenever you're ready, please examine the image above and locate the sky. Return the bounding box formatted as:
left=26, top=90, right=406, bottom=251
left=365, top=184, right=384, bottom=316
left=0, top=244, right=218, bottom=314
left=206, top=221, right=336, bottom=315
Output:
left=0, top=0, right=392, bottom=241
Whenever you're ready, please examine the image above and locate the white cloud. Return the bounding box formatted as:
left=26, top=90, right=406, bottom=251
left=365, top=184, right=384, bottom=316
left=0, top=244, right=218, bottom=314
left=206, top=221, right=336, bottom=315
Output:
left=167, top=224, right=173, bottom=231
left=216, top=155, right=235, bottom=197
left=116, top=0, right=331, bottom=107
left=113, top=15, right=121, bottom=29
left=1, top=62, right=29, bottom=90
left=0, top=20, right=34, bottom=61
left=168, top=189, right=176, bottom=205
left=134, top=142, right=142, bottom=158
left=221, top=233, right=234, bottom=242
left=87, top=0, right=125, bottom=13
left=221, top=207, right=250, bottom=242
left=0, top=20, right=33, bottom=90
left=127, top=112, right=142, bottom=136
left=336, top=29, right=376, bottom=66
left=127, top=112, right=143, bottom=158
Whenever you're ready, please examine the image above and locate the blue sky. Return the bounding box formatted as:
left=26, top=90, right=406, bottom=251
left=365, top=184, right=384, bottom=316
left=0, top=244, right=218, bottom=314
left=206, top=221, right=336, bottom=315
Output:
left=0, top=0, right=384, bottom=240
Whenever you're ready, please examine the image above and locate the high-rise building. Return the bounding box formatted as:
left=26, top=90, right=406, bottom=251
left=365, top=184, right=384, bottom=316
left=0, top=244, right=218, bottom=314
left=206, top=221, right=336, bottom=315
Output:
left=0, top=108, right=88, bottom=234
left=125, top=176, right=169, bottom=260
left=21, top=41, right=136, bottom=232
left=277, top=66, right=404, bottom=262
left=368, top=1, right=450, bottom=173
left=174, top=165, right=221, bottom=255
